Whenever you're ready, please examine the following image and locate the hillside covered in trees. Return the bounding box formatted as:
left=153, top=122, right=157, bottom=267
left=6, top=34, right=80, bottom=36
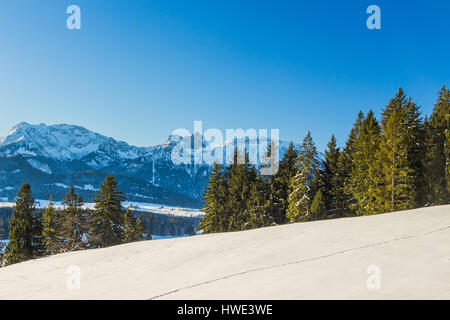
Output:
left=1, top=175, right=152, bottom=266
left=0, top=207, right=200, bottom=241
left=200, top=87, right=449, bottom=233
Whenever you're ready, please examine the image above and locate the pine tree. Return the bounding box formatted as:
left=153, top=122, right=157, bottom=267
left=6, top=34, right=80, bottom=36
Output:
left=287, top=131, right=320, bottom=222
left=425, top=86, right=450, bottom=205
left=269, top=142, right=298, bottom=224
left=137, top=219, right=149, bottom=240
left=5, top=184, right=35, bottom=265
left=31, top=210, right=45, bottom=258
left=380, top=88, right=407, bottom=128
left=246, top=175, right=272, bottom=229
left=89, top=175, right=126, bottom=247
left=224, top=149, right=258, bottom=231
left=298, top=131, right=321, bottom=175
left=339, top=111, right=364, bottom=216
left=380, top=109, right=415, bottom=211
left=60, top=187, right=86, bottom=251
left=319, top=135, right=342, bottom=217
left=446, top=114, right=450, bottom=200
left=124, top=209, right=145, bottom=242
left=404, top=97, right=427, bottom=206
left=310, top=189, right=326, bottom=220
left=351, top=111, right=384, bottom=215
left=42, top=196, right=60, bottom=254
left=287, top=166, right=310, bottom=222
left=379, top=90, right=416, bottom=212
left=199, top=163, right=228, bottom=233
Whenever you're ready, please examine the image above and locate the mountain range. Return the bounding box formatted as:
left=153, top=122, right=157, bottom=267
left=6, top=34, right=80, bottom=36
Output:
left=0, top=123, right=292, bottom=208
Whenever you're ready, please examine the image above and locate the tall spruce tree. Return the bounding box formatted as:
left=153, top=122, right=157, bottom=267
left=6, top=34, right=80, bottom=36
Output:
left=404, top=97, right=427, bottom=206
left=287, top=166, right=311, bottom=222
left=310, top=189, right=326, bottom=220
left=339, top=111, right=364, bottom=216
left=425, top=86, right=450, bottom=205
left=269, top=142, right=298, bottom=224
left=225, top=150, right=258, bottom=231
left=5, top=184, right=35, bottom=265
left=287, top=131, right=320, bottom=222
left=42, top=196, right=60, bottom=254
left=379, top=90, right=416, bottom=211
left=351, top=111, right=385, bottom=215
left=246, top=175, right=272, bottom=229
left=123, top=209, right=146, bottom=242
left=31, top=210, right=45, bottom=258
left=199, top=163, right=228, bottom=233
left=89, top=175, right=126, bottom=247
left=380, top=88, right=406, bottom=128
left=380, top=108, right=415, bottom=211
left=60, top=187, right=86, bottom=251
left=320, top=135, right=343, bottom=217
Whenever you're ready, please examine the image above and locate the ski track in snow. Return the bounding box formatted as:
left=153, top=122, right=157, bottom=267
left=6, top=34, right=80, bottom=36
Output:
left=148, top=223, right=450, bottom=300
left=1, top=204, right=450, bottom=299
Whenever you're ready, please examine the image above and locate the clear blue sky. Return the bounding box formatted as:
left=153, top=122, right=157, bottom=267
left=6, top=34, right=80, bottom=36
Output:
left=0, top=0, right=448, bottom=151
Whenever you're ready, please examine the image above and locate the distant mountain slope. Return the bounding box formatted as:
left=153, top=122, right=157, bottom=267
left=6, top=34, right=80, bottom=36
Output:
left=0, top=204, right=449, bottom=299
left=0, top=123, right=294, bottom=207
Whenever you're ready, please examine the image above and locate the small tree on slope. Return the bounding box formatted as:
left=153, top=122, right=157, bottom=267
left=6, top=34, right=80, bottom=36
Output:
left=89, top=175, right=126, bottom=247
left=124, top=208, right=146, bottom=242
left=60, top=187, right=87, bottom=251
left=5, top=184, right=35, bottom=265
left=199, top=162, right=228, bottom=233
left=287, top=131, right=320, bottom=222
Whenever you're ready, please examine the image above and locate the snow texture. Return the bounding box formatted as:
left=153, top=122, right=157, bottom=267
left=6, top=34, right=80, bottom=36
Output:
left=0, top=205, right=449, bottom=299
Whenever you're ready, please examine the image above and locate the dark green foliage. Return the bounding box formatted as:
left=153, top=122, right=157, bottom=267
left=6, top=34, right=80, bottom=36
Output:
left=310, top=189, right=326, bottom=220
left=246, top=175, right=273, bottom=229
left=319, top=135, right=343, bottom=217
left=60, top=187, right=87, bottom=251
left=287, top=131, right=320, bottom=222
left=350, top=111, right=384, bottom=215
left=404, top=97, right=427, bottom=206
left=42, top=196, right=60, bottom=254
left=287, top=166, right=310, bottom=222
left=339, top=111, right=364, bottom=216
left=268, top=142, right=298, bottom=224
left=5, top=184, right=35, bottom=265
left=0, top=209, right=11, bottom=239
left=89, top=175, right=126, bottom=248
left=225, top=150, right=259, bottom=231
left=124, top=209, right=146, bottom=242
left=199, top=148, right=274, bottom=233
left=379, top=89, right=416, bottom=211
left=199, top=163, right=228, bottom=233
left=425, top=86, right=450, bottom=205
left=31, top=210, right=45, bottom=258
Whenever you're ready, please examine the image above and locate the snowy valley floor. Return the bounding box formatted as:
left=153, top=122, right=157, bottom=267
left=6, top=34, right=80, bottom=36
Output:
left=0, top=205, right=449, bottom=300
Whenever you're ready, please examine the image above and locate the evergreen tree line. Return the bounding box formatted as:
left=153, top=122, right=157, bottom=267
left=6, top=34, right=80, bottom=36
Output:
left=200, top=86, right=449, bottom=233
left=2, top=174, right=148, bottom=266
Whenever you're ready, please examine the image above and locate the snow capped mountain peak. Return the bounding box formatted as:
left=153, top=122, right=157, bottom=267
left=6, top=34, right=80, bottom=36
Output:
left=0, top=122, right=300, bottom=207
left=0, top=122, right=149, bottom=161
left=1, top=122, right=106, bottom=160
left=0, top=122, right=211, bottom=207
left=0, top=122, right=29, bottom=144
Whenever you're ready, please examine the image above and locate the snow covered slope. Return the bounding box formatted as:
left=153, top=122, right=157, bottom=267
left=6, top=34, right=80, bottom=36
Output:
left=2, top=205, right=449, bottom=300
